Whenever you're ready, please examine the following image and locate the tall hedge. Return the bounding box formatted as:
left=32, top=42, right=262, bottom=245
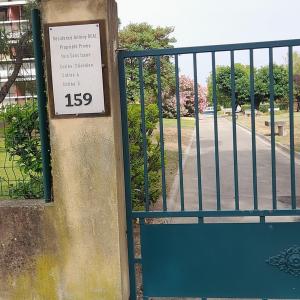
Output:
left=127, top=103, right=161, bottom=210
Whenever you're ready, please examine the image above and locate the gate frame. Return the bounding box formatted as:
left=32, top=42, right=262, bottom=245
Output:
left=118, top=39, right=300, bottom=299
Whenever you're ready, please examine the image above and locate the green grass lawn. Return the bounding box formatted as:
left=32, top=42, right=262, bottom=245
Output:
left=163, top=117, right=196, bottom=129
left=150, top=117, right=196, bottom=210
left=237, top=111, right=300, bottom=152
left=163, top=118, right=195, bottom=194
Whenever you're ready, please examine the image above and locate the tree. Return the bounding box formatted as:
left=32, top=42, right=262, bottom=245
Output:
left=119, top=23, right=176, bottom=209
left=163, top=75, right=207, bottom=118
left=293, top=52, right=300, bottom=112
left=255, top=65, right=289, bottom=109
left=207, top=64, right=289, bottom=110
left=119, top=23, right=176, bottom=104
left=207, top=64, right=250, bottom=109
left=293, top=52, right=300, bottom=74
left=0, top=0, right=38, bottom=103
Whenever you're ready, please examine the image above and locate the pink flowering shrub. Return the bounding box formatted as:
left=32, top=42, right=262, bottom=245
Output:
left=163, top=75, right=207, bottom=118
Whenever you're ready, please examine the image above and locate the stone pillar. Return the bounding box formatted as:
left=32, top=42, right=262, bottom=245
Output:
left=41, top=0, right=129, bottom=299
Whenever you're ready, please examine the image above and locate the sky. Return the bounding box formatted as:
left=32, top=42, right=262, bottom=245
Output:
left=116, top=0, right=300, bottom=84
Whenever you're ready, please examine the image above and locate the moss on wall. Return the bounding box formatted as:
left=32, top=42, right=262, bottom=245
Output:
left=0, top=201, right=58, bottom=299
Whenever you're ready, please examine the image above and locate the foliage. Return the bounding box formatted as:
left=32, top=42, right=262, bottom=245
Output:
left=276, top=99, right=289, bottom=111
left=293, top=52, right=300, bottom=112
left=119, top=23, right=176, bottom=104
left=207, top=64, right=289, bottom=110
left=0, top=0, right=42, bottom=199
left=163, top=75, right=207, bottom=118
left=127, top=103, right=161, bottom=210
left=294, top=74, right=300, bottom=97
left=23, top=0, right=39, bottom=20
left=119, top=23, right=178, bottom=209
left=293, top=52, right=300, bottom=75
left=162, top=96, right=177, bottom=119
left=9, top=177, right=42, bottom=199
left=1, top=102, right=43, bottom=198
left=0, top=29, right=10, bottom=55
left=255, top=65, right=288, bottom=107
left=259, top=103, right=269, bottom=113
left=207, top=64, right=249, bottom=109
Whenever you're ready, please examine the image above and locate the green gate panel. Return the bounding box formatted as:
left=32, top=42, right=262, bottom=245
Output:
left=141, top=223, right=300, bottom=299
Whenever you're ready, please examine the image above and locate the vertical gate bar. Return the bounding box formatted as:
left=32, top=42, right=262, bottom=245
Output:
left=118, top=54, right=137, bottom=299
left=193, top=53, right=203, bottom=211
left=138, top=57, right=150, bottom=211
left=288, top=46, right=297, bottom=209
left=212, top=52, right=221, bottom=210
left=32, top=9, right=52, bottom=202
left=249, top=49, right=258, bottom=210
left=230, top=50, right=240, bottom=210
left=175, top=55, right=185, bottom=211
left=269, top=48, right=277, bottom=209
left=155, top=56, right=167, bottom=211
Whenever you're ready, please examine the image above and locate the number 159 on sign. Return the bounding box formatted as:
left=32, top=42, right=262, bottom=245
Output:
left=65, top=93, right=92, bottom=107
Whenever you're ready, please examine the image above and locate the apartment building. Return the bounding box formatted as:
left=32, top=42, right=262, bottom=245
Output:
left=0, top=0, right=36, bottom=106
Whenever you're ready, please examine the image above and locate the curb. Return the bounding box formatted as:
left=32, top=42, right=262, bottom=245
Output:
left=236, top=121, right=300, bottom=161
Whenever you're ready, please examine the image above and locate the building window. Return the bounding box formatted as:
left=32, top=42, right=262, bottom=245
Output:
left=0, top=8, right=7, bottom=21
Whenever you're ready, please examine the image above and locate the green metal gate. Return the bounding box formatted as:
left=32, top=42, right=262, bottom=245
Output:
left=118, top=39, right=300, bottom=299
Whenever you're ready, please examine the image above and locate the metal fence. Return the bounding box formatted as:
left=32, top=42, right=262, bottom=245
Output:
left=119, top=39, right=300, bottom=299
left=0, top=17, right=43, bottom=199
left=121, top=39, right=299, bottom=218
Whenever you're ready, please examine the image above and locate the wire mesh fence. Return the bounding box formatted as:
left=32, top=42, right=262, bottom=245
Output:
left=0, top=14, right=42, bottom=199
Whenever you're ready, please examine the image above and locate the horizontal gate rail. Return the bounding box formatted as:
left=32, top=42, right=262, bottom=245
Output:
left=119, top=38, right=300, bottom=58
left=132, top=209, right=300, bottom=219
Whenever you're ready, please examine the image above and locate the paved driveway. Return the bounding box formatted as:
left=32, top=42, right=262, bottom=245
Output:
left=167, top=116, right=300, bottom=222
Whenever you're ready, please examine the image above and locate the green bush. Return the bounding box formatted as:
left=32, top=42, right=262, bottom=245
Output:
left=128, top=103, right=161, bottom=210
left=276, top=99, right=289, bottom=111
left=221, top=98, right=232, bottom=109
left=9, top=177, right=42, bottom=199
left=2, top=101, right=43, bottom=198
left=259, top=103, right=269, bottom=113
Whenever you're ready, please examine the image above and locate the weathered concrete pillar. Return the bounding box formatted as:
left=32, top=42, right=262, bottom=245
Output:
left=0, top=1, right=129, bottom=298
left=40, top=0, right=129, bottom=299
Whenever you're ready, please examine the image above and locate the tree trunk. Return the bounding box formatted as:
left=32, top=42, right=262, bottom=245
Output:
left=0, top=30, right=31, bottom=104
left=254, top=97, right=262, bottom=110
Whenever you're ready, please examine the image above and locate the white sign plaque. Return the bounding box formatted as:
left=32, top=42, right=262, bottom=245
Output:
left=48, top=22, right=107, bottom=116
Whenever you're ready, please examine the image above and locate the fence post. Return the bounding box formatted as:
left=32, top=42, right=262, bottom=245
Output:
left=31, top=8, right=52, bottom=202
left=40, top=0, right=130, bottom=298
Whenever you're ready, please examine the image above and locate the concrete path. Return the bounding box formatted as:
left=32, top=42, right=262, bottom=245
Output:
left=167, top=116, right=300, bottom=223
